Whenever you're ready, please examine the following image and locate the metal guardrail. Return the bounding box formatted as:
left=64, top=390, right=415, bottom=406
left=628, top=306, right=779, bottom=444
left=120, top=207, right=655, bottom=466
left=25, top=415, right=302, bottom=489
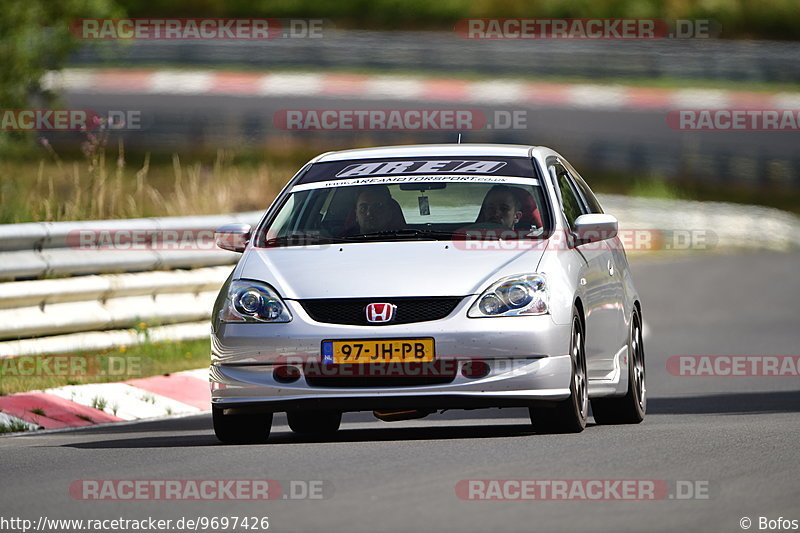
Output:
left=0, top=212, right=262, bottom=280
left=0, top=267, right=231, bottom=340
left=70, top=30, right=800, bottom=83
left=598, top=194, right=800, bottom=251
left=0, top=211, right=264, bottom=357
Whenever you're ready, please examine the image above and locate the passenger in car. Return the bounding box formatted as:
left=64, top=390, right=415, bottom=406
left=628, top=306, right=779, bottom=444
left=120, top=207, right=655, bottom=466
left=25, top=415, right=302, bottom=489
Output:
left=474, top=185, right=543, bottom=232
left=510, top=186, right=543, bottom=231
left=476, top=185, right=524, bottom=230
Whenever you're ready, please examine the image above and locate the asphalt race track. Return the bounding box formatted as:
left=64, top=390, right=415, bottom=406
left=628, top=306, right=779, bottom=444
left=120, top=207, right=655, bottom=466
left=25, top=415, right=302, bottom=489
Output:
left=2, top=251, right=798, bottom=533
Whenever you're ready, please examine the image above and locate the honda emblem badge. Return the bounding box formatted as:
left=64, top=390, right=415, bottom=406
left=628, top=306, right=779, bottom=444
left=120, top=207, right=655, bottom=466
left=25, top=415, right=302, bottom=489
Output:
left=365, top=303, right=397, bottom=323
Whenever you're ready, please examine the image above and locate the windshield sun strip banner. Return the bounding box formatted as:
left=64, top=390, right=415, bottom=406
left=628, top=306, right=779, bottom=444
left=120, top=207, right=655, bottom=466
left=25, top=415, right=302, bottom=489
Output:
left=334, top=159, right=507, bottom=177
left=290, top=175, right=540, bottom=192
left=298, top=157, right=538, bottom=183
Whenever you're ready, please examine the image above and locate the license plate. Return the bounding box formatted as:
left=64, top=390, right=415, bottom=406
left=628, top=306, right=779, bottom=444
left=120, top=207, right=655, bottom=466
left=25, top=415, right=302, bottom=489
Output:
left=321, top=338, right=435, bottom=364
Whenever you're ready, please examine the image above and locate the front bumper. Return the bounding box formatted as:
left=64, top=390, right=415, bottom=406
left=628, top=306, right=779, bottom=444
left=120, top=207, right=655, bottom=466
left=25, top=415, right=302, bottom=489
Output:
left=211, top=299, right=572, bottom=413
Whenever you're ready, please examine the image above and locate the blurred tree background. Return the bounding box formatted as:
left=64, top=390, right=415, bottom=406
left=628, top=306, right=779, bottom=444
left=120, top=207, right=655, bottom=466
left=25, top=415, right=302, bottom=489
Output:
left=115, top=0, right=800, bottom=40
left=1, top=0, right=799, bottom=222
left=1, top=0, right=797, bottom=130
left=0, top=0, right=121, bottom=152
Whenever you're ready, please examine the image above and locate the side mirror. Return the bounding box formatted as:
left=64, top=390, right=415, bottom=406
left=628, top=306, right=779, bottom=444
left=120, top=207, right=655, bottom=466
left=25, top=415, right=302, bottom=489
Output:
left=573, top=214, right=618, bottom=245
left=215, top=223, right=251, bottom=252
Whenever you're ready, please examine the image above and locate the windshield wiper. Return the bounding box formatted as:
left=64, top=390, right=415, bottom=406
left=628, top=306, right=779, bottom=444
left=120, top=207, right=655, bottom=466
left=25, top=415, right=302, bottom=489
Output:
left=264, top=233, right=345, bottom=246
left=349, top=229, right=455, bottom=241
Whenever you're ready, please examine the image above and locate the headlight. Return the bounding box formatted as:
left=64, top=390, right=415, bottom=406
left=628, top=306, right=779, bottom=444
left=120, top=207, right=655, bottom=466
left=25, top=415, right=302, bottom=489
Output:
left=220, top=280, right=292, bottom=323
left=468, top=274, right=548, bottom=317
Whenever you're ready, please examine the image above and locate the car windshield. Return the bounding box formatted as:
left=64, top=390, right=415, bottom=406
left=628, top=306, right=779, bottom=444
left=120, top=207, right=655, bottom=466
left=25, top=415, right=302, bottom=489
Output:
left=257, top=165, right=550, bottom=247
left=256, top=154, right=551, bottom=246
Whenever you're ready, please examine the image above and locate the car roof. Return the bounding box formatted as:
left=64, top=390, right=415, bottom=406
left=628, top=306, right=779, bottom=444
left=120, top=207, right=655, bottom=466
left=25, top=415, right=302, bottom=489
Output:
left=315, top=143, right=545, bottom=162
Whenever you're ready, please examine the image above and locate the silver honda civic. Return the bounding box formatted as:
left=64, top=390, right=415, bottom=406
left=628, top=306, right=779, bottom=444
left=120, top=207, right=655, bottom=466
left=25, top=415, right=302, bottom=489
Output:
left=210, top=143, right=646, bottom=443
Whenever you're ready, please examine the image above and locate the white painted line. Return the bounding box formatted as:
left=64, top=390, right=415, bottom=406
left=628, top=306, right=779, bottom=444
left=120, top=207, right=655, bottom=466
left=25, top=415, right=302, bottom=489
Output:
left=258, top=73, right=324, bottom=96
left=41, top=70, right=97, bottom=92
left=772, top=93, right=800, bottom=109
left=44, top=383, right=200, bottom=421
left=671, top=89, right=731, bottom=109
left=362, top=77, right=424, bottom=100
left=467, top=80, right=527, bottom=103
left=642, top=320, right=651, bottom=341
left=148, top=71, right=215, bottom=94
left=568, top=85, right=628, bottom=109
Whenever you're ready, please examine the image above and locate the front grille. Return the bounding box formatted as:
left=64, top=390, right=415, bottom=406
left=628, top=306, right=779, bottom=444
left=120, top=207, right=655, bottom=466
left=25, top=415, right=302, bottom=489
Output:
left=304, top=362, right=457, bottom=388
left=298, top=296, right=463, bottom=326
left=305, top=375, right=457, bottom=387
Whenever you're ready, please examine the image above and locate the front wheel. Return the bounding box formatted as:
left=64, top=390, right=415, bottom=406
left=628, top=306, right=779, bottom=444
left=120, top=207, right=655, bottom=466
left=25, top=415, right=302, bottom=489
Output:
left=287, top=410, right=342, bottom=436
left=591, top=309, right=646, bottom=424
left=529, top=312, right=588, bottom=433
left=213, top=406, right=273, bottom=444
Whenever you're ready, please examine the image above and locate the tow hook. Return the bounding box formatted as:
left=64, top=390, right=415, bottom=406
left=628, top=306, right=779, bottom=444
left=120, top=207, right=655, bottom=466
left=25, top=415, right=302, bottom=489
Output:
left=373, top=409, right=435, bottom=422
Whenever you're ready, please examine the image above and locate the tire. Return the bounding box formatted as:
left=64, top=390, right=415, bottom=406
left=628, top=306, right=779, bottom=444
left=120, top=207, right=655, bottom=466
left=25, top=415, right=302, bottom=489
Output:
left=213, top=406, right=273, bottom=444
left=287, top=410, right=342, bottom=435
left=591, top=309, right=646, bottom=424
left=529, top=311, right=588, bottom=434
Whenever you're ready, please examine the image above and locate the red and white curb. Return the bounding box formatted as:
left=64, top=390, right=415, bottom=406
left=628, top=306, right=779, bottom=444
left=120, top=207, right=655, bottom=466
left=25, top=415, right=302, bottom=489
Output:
left=42, top=68, right=800, bottom=111
left=0, top=368, right=209, bottom=433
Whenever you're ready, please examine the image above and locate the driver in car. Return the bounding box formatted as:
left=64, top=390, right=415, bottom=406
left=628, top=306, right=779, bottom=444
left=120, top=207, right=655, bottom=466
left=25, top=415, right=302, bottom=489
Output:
left=355, top=185, right=406, bottom=234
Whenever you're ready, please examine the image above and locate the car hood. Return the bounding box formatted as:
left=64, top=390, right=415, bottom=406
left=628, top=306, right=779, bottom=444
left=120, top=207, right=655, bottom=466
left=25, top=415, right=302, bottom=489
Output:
left=237, top=240, right=548, bottom=299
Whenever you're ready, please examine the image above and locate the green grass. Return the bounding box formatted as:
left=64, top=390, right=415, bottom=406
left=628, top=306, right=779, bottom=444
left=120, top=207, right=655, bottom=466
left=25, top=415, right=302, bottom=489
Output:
left=2, top=143, right=798, bottom=224
left=0, top=135, right=299, bottom=223
left=586, top=171, right=800, bottom=215
left=0, top=338, right=211, bottom=396
left=90, top=396, right=108, bottom=411
left=0, top=420, right=31, bottom=434
left=628, top=177, right=682, bottom=200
